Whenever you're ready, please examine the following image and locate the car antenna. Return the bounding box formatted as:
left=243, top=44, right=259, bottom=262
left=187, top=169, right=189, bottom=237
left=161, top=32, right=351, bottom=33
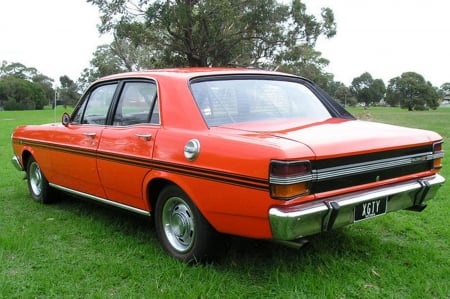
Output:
left=53, top=86, right=57, bottom=124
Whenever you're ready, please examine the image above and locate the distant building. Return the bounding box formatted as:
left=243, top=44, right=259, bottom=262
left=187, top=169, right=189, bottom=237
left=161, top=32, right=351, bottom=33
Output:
left=440, top=95, right=450, bottom=107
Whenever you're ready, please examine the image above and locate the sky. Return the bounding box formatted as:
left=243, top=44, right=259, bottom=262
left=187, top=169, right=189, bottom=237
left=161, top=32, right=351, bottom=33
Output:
left=306, top=0, right=449, bottom=87
left=0, top=0, right=110, bottom=85
left=1, top=0, right=449, bottom=88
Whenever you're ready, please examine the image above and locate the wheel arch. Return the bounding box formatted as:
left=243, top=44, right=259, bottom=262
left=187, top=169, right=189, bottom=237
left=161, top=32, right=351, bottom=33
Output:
left=21, top=150, right=33, bottom=172
left=145, top=172, right=205, bottom=211
left=145, top=176, right=213, bottom=227
left=146, top=178, right=175, bottom=214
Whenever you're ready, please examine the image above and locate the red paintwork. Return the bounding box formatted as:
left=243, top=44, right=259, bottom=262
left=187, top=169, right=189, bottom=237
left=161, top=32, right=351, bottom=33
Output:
left=11, top=68, right=443, bottom=239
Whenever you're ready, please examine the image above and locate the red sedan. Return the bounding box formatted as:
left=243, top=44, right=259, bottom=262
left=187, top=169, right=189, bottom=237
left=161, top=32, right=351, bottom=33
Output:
left=11, top=68, right=445, bottom=262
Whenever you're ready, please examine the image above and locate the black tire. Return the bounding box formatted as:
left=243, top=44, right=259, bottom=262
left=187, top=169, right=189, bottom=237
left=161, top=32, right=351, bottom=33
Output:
left=154, top=185, right=223, bottom=263
left=26, top=156, right=53, bottom=204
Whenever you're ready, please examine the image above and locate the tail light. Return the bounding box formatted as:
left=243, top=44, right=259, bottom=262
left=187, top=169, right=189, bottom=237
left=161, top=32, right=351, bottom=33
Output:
left=433, top=142, right=444, bottom=170
left=269, top=160, right=312, bottom=200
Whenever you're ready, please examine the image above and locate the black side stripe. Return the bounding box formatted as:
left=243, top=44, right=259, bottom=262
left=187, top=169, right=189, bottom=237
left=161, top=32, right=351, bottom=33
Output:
left=15, top=138, right=269, bottom=191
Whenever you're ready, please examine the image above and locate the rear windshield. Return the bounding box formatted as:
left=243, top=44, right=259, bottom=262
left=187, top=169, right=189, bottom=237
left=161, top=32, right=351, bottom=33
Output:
left=190, top=78, right=331, bottom=126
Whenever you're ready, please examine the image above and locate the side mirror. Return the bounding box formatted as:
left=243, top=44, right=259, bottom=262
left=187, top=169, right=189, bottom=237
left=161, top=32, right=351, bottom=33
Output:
left=62, top=112, right=71, bottom=127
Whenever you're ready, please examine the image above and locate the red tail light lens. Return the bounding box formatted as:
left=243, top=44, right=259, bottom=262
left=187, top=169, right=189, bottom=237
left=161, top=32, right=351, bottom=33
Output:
left=270, top=161, right=311, bottom=177
left=433, top=142, right=444, bottom=170
left=269, top=160, right=312, bottom=200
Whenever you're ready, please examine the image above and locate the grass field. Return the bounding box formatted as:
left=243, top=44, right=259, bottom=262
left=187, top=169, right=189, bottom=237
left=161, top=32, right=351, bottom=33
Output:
left=0, top=106, right=448, bottom=298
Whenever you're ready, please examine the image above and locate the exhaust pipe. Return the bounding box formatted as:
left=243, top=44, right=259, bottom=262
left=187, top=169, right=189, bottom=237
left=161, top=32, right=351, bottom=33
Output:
left=274, top=238, right=309, bottom=249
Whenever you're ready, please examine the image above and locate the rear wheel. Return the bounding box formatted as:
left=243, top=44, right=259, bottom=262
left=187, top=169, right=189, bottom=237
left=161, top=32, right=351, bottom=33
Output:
left=154, top=185, right=223, bottom=263
left=26, top=156, right=53, bottom=204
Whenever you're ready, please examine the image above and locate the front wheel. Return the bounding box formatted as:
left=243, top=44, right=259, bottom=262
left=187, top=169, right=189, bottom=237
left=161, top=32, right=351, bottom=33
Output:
left=154, top=185, right=223, bottom=263
left=26, top=156, right=53, bottom=204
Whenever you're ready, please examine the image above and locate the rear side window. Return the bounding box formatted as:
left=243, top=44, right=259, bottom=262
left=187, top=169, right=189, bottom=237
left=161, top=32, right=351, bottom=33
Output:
left=190, top=78, right=331, bottom=126
left=112, top=82, right=158, bottom=126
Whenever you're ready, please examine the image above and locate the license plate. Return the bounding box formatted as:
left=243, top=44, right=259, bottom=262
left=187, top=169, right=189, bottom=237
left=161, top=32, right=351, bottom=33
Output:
left=354, top=198, right=387, bottom=222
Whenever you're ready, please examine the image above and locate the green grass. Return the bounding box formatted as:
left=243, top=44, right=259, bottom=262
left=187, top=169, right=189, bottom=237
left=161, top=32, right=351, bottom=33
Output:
left=1, top=107, right=449, bottom=298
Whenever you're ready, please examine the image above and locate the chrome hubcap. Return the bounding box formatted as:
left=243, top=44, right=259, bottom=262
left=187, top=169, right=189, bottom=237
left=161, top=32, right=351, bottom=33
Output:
left=162, top=197, right=195, bottom=252
left=29, top=162, right=42, bottom=196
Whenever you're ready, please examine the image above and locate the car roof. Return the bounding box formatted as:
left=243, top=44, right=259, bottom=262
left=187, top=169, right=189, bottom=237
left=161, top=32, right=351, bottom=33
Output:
left=96, top=67, right=304, bottom=83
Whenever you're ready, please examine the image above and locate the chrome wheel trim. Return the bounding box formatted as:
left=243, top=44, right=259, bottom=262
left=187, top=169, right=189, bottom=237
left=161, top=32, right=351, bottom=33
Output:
left=29, top=161, right=43, bottom=197
left=162, top=196, right=195, bottom=253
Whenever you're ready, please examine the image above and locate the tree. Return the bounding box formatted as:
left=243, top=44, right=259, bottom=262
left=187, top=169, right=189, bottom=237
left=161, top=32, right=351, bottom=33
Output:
left=0, top=76, right=46, bottom=110
left=351, top=72, right=385, bottom=106
left=32, top=74, right=55, bottom=105
left=275, top=44, right=334, bottom=91
left=334, top=83, right=354, bottom=106
left=385, top=72, right=439, bottom=110
left=59, top=76, right=80, bottom=107
left=372, top=79, right=386, bottom=104
left=439, top=82, right=450, bottom=99
left=87, top=0, right=336, bottom=71
left=1, top=61, right=29, bottom=79
left=0, top=61, right=46, bottom=82
left=1, top=61, right=55, bottom=109
left=78, top=44, right=127, bottom=92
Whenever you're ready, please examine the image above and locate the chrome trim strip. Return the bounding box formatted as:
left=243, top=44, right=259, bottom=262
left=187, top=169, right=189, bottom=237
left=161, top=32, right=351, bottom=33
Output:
left=269, top=174, right=445, bottom=240
left=313, top=152, right=434, bottom=181
left=434, top=152, right=444, bottom=159
left=269, top=151, right=438, bottom=185
left=49, top=183, right=151, bottom=217
left=269, top=174, right=313, bottom=184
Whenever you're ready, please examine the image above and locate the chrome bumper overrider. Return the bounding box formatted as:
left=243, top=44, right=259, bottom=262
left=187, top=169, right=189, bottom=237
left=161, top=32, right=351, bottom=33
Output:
left=269, top=174, right=445, bottom=240
left=11, top=155, right=24, bottom=171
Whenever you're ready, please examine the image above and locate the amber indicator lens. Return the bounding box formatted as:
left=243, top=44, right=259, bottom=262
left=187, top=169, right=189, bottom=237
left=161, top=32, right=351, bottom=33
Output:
left=271, top=183, right=310, bottom=198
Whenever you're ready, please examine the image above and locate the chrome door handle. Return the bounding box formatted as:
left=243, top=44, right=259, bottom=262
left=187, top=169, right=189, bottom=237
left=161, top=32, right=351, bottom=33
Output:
left=83, top=132, right=96, bottom=138
left=136, top=133, right=152, bottom=141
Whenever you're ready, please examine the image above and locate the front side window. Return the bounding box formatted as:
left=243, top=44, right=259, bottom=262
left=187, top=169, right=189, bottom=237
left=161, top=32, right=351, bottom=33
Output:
left=72, top=83, right=118, bottom=125
left=190, top=78, right=331, bottom=126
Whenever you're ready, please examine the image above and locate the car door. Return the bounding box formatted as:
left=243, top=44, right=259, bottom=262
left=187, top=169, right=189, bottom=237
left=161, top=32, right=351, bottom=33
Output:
left=97, top=80, right=160, bottom=210
left=48, top=82, right=118, bottom=198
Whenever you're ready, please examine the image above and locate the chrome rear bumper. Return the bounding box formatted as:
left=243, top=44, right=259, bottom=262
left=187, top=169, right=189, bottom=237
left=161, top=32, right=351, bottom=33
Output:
left=269, top=174, right=445, bottom=240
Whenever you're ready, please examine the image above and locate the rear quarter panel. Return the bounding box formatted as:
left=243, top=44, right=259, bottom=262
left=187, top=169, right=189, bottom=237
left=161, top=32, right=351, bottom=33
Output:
left=148, top=127, right=315, bottom=238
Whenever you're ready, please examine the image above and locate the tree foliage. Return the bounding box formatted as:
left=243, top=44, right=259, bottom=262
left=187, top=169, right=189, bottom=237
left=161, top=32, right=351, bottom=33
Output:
left=350, top=72, right=386, bottom=106
left=59, top=75, right=81, bottom=107
left=0, top=76, right=46, bottom=110
left=386, top=72, right=439, bottom=110
left=78, top=44, right=127, bottom=91
left=1, top=61, right=37, bottom=80
left=439, top=82, right=450, bottom=98
left=87, top=0, right=336, bottom=81
left=0, top=61, right=52, bottom=110
left=31, top=74, right=55, bottom=104
left=0, top=61, right=82, bottom=110
left=275, top=44, right=333, bottom=91
left=1, top=61, right=54, bottom=100
left=334, top=83, right=354, bottom=106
